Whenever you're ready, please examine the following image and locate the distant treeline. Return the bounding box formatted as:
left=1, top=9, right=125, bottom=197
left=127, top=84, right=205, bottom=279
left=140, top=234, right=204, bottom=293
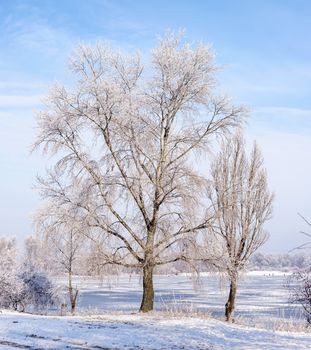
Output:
left=247, top=252, right=311, bottom=271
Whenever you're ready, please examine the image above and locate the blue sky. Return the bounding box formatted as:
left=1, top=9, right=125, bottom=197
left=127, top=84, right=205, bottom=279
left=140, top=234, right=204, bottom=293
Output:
left=0, top=0, right=311, bottom=252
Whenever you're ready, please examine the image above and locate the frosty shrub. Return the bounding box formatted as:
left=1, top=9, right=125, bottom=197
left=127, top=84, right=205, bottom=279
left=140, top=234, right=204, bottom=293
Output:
left=0, top=237, right=22, bottom=310
left=0, top=274, right=25, bottom=311
left=0, top=269, right=60, bottom=313
left=19, top=270, right=59, bottom=312
left=290, top=269, right=311, bottom=324
left=288, top=214, right=311, bottom=325
left=0, top=236, right=59, bottom=313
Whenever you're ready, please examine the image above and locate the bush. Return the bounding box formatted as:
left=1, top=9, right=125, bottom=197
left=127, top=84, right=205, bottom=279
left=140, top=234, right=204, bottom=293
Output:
left=19, top=270, right=59, bottom=311
left=0, top=274, right=25, bottom=311
left=290, top=269, right=311, bottom=324
left=0, top=268, right=60, bottom=313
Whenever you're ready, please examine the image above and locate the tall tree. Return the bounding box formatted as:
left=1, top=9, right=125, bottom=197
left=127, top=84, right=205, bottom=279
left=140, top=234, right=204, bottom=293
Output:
left=34, top=33, right=244, bottom=312
left=207, top=132, right=273, bottom=322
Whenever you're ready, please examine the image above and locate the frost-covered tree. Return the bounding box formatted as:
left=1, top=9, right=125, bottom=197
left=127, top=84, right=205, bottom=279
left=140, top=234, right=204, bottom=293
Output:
left=207, top=132, right=273, bottom=321
left=34, top=33, right=245, bottom=312
left=290, top=269, right=311, bottom=324
left=0, top=274, right=24, bottom=311
left=22, top=235, right=52, bottom=273
left=288, top=214, right=311, bottom=324
left=0, top=237, right=58, bottom=312
left=85, top=239, right=118, bottom=280
left=0, top=237, right=19, bottom=308
left=0, top=237, right=17, bottom=273
left=35, top=202, right=86, bottom=314
left=249, top=252, right=311, bottom=271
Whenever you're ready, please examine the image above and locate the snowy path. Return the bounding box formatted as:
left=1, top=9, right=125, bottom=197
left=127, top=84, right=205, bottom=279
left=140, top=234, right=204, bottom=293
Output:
left=0, top=312, right=310, bottom=350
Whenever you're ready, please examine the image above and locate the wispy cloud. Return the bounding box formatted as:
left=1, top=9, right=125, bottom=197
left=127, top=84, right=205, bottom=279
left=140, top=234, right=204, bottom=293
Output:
left=244, top=127, right=311, bottom=251
left=0, top=3, right=77, bottom=82
left=2, top=17, right=75, bottom=57
left=255, top=106, right=311, bottom=118
left=249, top=106, right=311, bottom=135
left=219, top=61, right=311, bottom=108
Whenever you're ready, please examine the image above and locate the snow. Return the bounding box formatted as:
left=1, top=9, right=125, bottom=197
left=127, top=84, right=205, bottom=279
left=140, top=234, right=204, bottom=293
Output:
left=0, top=273, right=310, bottom=349
left=0, top=311, right=310, bottom=350
left=57, top=273, right=304, bottom=329
left=245, top=270, right=291, bottom=277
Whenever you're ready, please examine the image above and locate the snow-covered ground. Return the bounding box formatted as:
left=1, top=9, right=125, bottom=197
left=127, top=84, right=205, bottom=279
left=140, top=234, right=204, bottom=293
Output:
left=0, top=273, right=310, bottom=349
left=0, top=311, right=310, bottom=350
left=59, top=272, right=304, bottom=329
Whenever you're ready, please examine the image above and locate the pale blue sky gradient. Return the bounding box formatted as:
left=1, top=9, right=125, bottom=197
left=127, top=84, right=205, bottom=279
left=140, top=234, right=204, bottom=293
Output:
left=0, top=0, right=311, bottom=252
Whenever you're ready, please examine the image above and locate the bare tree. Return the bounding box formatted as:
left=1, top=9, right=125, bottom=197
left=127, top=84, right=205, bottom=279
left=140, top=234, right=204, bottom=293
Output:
left=288, top=213, right=311, bottom=324
left=0, top=237, right=18, bottom=308
left=289, top=269, right=311, bottom=324
left=207, top=132, right=273, bottom=322
left=85, top=239, right=119, bottom=283
left=34, top=33, right=245, bottom=312
left=35, top=203, right=86, bottom=314
left=296, top=213, right=311, bottom=250
left=23, top=235, right=52, bottom=273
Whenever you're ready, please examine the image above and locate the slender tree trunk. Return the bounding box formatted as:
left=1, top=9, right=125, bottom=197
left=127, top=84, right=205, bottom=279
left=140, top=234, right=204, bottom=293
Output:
left=139, top=263, right=154, bottom=312
left=68, top=269, right=78, bottom=314
left=225, top=277, right=237, bottom=322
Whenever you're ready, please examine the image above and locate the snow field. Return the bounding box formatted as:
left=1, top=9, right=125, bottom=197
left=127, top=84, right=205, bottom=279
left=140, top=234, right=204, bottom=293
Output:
left=0, top=311, right=311, bottom=350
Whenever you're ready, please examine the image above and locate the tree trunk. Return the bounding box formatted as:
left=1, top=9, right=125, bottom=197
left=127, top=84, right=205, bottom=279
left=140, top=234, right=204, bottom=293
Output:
left=225, top=277, right=237, bottom=322
left=68, top=270, right=78, bottom=314
left=139, top=263, right=154, bottom=312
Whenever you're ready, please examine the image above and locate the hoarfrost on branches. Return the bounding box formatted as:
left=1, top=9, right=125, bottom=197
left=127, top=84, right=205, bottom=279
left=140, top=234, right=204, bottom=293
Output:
left=34, top=32, right=245, bottom=312
left=206, top=131, right=273, bottom=322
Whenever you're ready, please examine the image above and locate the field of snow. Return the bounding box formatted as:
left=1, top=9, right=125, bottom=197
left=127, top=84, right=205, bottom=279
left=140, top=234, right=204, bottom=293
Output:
left=0, top=311, right=310, bottom=350
left=1, top=272, right=310, bottom=349
left=60, top=272, right=305, bottom=329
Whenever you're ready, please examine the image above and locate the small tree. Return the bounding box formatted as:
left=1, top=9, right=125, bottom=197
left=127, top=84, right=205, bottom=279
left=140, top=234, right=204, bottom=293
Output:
left=0, top=273, right=25, bottom=311
left=0, top=237, right=17, bottom=274
left=35, top=202, right=86, bottom=314
left=207, top=132, right=273, bottom=322
left=289, top=214, right=311, bottom=324
left=0, top=237, right=19, bottom=309
left=22, top=235, right=53, bottom=273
